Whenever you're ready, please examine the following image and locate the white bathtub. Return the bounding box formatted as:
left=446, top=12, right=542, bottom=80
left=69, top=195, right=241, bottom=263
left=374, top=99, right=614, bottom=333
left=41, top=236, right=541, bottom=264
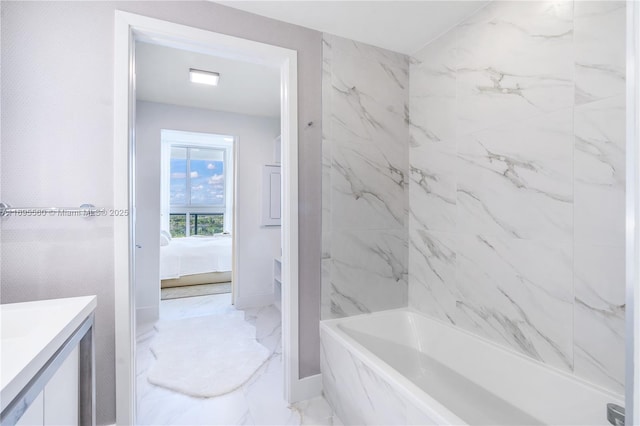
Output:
left=320, top=308, right=624, bottom=425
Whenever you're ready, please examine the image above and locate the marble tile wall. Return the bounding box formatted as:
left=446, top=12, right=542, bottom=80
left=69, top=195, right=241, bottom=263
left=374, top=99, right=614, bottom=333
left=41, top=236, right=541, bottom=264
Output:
left=408, top=1, right=626, bottom=394
left=321, top=34, right=410, bottom=319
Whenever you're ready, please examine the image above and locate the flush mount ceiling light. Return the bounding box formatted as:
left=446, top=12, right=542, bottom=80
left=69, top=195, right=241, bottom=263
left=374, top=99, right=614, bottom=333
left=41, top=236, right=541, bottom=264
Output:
left=189, top=68, right=220, bottom=86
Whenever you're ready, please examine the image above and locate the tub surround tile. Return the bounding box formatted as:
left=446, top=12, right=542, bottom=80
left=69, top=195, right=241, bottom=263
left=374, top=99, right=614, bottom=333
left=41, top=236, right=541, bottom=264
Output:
left=574, top=244, right=626, bottom=393
left=321, top=0, right=625, bottom=398
left=409, top=144, right=457, bottom=233
left=574, top=95, right=626, bottom=246
left=322, top=34, right=409, bottom=320
left=456, top=108, right=573, bottom=242
left=331, top=140, right=407, bottom=231
left=331, top=229, right=408, bottom=316
left=456, top=1, right=574, bottom=135
left=328, top=37, right=409, bottom=231
left=453, top=234, right=574, bottom=371
left=410, top=30, right=458, bottom=147
left=408, top=230, right=458, bottom=324
left=574, top=1, right=626, bottom=105
left=405, top=0, right=626, bottom=396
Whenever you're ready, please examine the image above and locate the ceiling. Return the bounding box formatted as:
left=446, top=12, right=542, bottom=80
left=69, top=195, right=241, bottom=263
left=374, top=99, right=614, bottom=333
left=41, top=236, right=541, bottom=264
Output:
left=135, top=41, right=281, bottom=117
left=135, top=2, right=488, bottom=115
left=216, top=1, right=489, bottom=55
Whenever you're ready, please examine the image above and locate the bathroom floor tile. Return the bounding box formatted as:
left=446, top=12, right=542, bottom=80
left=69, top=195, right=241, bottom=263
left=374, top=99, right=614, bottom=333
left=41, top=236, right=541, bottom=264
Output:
left=136, top=294, right=334, bottom=425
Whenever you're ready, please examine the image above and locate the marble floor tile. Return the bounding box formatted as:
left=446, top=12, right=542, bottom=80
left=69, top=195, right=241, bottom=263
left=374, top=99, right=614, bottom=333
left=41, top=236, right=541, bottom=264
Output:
left=136, top=294, right=337, bottom=425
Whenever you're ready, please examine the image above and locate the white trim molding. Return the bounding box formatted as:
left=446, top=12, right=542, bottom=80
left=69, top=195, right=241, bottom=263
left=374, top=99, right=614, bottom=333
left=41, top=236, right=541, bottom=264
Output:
left=290, top=374, right=323, bottom=403
left=626, top=0, right=640, bottom=424
left=114, top=11, right=304, bottom=425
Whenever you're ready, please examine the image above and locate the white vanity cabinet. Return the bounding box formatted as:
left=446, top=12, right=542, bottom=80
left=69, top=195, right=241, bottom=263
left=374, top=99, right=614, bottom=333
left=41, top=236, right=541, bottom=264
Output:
left=15, top=346, right=79, bottom=426
left=1, top=296, right=96, bottom=426
left=14, top=393, right=43, bottom=426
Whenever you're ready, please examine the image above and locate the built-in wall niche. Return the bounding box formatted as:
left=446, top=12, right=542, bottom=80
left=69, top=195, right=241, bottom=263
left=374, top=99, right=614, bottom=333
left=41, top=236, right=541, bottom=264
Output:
left=261, top=164, right=281, bottom=226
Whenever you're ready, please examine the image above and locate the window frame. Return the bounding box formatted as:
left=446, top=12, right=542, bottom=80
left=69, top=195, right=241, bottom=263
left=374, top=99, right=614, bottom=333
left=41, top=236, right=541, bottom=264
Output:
left=161, top=129, right=235, bottom=237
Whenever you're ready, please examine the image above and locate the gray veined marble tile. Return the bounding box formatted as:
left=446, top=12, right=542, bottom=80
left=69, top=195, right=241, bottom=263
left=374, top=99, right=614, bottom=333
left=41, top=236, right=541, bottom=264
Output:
left=328, top=33, right=410, bottom=80
left=574, top=95, right=626, bottom=247
left=330, top=229, right=408, bottom=316
left=328, top=37, right=408, bottom=161
left=409, top=143, right=457, bottom=233
left=574, top=243, right=625, bottom=395
left=328, top=35, right=409, bottom=232
left=320, top=332, right=409, bottom=425
left=456, top=0, right=574, bottom=135
left=408, top=229, right=458, bottom=325
left=574, top=1, right=626, bottom=105
left=331, top=141, right=407, bottom=231
left=410, top=30, right=457, bottom=148
left=456, top=108, right=573, bottom=242
left=330, top=70, right=408, bottom=166
left=453, top=233, right=574, bottom=372
left=321, top=258, right=343, bottom=320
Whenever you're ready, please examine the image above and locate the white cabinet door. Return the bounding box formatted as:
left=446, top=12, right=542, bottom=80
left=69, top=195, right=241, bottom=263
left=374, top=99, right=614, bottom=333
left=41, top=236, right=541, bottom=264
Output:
left=261, top=165, right=281, bottom=226
left=44, top=345, right=79, bottom=425
left=15, top=392, right=44, bottom=426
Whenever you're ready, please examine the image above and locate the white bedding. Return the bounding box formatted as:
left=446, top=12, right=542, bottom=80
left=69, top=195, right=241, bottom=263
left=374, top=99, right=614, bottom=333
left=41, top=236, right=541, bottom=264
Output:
left=160, top=235, right=232, bottom=280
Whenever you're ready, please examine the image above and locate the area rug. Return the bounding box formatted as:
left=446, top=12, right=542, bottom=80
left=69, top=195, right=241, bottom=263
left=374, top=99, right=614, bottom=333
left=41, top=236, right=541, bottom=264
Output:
left=160, top=282, right=231, bottom=300
left=147, top=311, right=270, bottom=397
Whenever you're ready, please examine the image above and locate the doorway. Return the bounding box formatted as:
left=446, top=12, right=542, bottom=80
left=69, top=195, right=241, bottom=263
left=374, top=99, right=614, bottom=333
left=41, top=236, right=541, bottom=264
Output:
left=114, top=11, right=300, bottom=425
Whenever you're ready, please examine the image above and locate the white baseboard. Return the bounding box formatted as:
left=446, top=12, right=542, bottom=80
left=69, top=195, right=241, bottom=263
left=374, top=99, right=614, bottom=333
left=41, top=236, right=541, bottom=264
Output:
left=291, top=373, right=322, bottom=402
left=235, top=292, right=275, bottom=309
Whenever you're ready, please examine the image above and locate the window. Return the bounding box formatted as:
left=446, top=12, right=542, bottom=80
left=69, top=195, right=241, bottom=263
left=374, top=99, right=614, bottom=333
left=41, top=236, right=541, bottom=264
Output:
left=161, top=130, right=234, bottom=237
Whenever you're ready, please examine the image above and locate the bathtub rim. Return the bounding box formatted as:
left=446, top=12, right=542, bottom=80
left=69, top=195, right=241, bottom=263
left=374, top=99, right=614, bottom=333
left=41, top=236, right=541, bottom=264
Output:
left=320, top=307, right=624, bottom=425
left=320, top=309, right=467, bottom=425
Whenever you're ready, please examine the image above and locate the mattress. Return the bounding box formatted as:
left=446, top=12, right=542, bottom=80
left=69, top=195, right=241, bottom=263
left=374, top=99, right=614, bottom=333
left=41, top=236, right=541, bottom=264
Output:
left=160, top=235, right=232, bottom=280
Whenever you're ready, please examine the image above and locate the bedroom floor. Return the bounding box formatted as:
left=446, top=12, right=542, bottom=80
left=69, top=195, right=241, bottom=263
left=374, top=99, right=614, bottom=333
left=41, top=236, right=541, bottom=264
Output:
left=136, top=293, right=340, bottom=425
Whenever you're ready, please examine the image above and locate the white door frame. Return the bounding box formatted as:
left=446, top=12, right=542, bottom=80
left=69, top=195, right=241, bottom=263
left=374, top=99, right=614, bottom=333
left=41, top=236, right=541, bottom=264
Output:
left=114, top=11, right=301, bottom=425
left=626, top=1, right=640, bottom=423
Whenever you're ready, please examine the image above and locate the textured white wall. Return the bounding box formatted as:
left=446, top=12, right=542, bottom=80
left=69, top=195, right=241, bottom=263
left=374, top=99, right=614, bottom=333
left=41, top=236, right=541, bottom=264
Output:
left=1, top=2, right=322, bottom=423
left=135, top=100, right=281, bottom=324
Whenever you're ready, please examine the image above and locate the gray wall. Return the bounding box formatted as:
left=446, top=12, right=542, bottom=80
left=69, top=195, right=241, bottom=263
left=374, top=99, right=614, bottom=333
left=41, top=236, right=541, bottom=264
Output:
left=0, top=2, right=322, bottom=423
left=408, top=1, right=626, bottom=395
left=134, top=100, right=281, bottom=328
left=321, top=34, right=410, bottom=319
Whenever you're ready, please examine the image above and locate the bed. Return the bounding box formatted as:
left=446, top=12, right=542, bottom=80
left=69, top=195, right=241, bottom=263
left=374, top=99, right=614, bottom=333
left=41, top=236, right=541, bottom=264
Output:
left=160, top=234, right=232, bottom=288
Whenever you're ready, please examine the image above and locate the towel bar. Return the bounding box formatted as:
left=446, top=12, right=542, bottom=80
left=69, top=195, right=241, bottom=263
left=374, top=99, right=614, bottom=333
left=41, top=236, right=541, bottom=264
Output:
left=0, top=202, right=98, bottom=218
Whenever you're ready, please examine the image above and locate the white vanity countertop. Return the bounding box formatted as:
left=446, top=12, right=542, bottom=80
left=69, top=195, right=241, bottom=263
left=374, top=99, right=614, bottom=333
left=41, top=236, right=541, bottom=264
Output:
left=0, top=295, right=97, bottom=412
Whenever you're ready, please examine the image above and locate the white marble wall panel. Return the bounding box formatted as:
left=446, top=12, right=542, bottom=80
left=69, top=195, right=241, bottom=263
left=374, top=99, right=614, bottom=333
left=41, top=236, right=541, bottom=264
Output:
left=331, top=229, right=407, bottom=316
left=574, top=1, right=626, bottom=105
left=410, top=30, right=458, bottom=148
left=456, top=109, right=573, bottom=242
left=409, top=144, right=457, bottom=233
left=328, top=36, right=409, bottom=231
left=408, top=0, right=626, bottom=395
left=322, top=37, right=333, bottom=261
left=322, top=34, right=409, bottom=320
left=456, top=1, right=574, bottom=135
left=453, top=234, right=573, bottom=371
left=574, top=95, right=626, bottom=246
left=573, top=244, right=626, bottom=394
left=408, top=230, right=458, bottom=324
